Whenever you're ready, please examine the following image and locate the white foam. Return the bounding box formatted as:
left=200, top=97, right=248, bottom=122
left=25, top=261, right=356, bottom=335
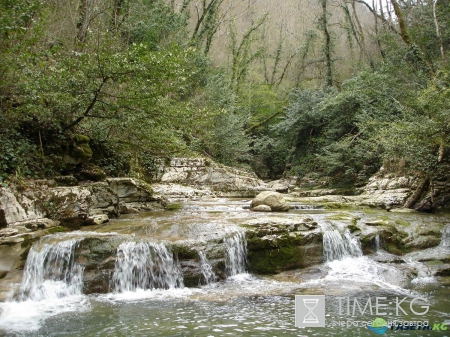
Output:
left=0, top=294, right=89, bottom=332
left=99, top=287, right=200, bottom=302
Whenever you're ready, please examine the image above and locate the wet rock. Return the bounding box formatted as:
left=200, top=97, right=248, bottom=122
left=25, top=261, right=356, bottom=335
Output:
left=252, top=205, right=272, bottom=212
left=250, top=191, right=290, bottom=212
left=434, top=265, right=450, bottom=276
left=242, top=216, right=322, bottom=274
left=87, top=214, right=109, bottom=226
left=74, top=235, right=122, bottom=294
left=376, top=221, right=444, bottom=255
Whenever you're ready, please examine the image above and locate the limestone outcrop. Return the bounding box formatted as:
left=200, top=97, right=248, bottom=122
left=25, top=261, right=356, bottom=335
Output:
left=0, top=178, right=166, bottom=277
left=158, top=158, right=268, bottom=198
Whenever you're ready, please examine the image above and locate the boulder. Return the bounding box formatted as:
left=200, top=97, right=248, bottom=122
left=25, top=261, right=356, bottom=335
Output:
left=242, top=216, right=322, bottom=274
left=252, top=205, right=272, bottom=212
left=250, top=191, right=290, bottom=212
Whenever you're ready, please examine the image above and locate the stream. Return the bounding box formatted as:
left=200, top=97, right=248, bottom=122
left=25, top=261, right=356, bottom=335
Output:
left=0, top=198, right=449, bottom=336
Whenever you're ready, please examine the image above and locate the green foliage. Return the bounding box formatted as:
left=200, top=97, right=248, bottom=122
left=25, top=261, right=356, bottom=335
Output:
left=379, top=69, right=450, bottom=178
left=127, top=0, right=188, bottom=50
left=1, top=0, right=448, bottom=188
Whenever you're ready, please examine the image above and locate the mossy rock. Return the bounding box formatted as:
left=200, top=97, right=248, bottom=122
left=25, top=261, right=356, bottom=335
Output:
left=360, top=234, right=379, bottom=254
left=172, top=243, right=199, bottom=259
left=348, top=223, right=361, bottom=233
left=379, top=226, right=409, bottom=255
left=247, top=246, right=304, bottom=274
left=54, top=175, right=78, bottom=186
left=166, top=203, right=182, bottom=211
left=74, top=163, right=106, bottom=182
left=62, top=134, right=93, bottom=166
left=47, top=226, right=69, bottom=234
left=247, top=243, right=323, bottom=274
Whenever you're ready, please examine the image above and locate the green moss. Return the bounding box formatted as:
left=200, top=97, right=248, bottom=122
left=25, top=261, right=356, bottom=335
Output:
left=395, top=219, right=411, bottom=227
left=425, top=260, right=444, bottom=266
left=323, top=203, right=354, bottom=210
left=247, top=245, right=305, bottom=274
left=172, top=244, right=198, bottom=259
left=166, top=203, right=182, bottom=211
left=47, top=226, right=68, bottom=234
left=73, top=134, right=90, bottom=144
left=348, top=223, right=360, bottom=233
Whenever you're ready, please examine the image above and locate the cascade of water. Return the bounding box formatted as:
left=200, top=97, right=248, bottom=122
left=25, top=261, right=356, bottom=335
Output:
left=112, top=242, right=184, bottom=292
left=198, top=251, right=216, bottom=285
left=441, top=224, right=450, bottom=247
left=374, top=234, right=381, bottom=252
left=18, top=239, right=84, bottom=302
left=224, top=232, right=247, bottom=276
left=323, top=228, right=362, bottom=262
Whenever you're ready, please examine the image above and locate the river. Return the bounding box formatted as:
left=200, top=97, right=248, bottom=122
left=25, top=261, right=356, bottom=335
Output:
left=0, top=198, right=449, bottom=336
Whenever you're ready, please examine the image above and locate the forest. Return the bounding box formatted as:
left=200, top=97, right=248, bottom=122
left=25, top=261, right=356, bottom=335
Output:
left=1, top=0, right=449, bottom=189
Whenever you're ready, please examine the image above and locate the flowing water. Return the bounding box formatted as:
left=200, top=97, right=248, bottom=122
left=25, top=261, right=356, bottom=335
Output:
left=225, top=232, right=248, bottom=276
left=0, top=199, right=449, bottom=336
left=112, top=241, right=184, bottom=293
left=198, top=251, right=217, bottom=285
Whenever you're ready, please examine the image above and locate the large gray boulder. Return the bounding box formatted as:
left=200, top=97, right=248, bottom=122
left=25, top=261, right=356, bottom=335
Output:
left=250, top=191, right=290, bottom=212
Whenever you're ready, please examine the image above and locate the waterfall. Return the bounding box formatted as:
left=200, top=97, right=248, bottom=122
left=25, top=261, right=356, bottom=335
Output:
left=225, top=232, right=247, bottom=276
left=374, top=234, right=381, bottom=252
left=112, top=242, right=184, bottom=292
left=323, top=228, right=362, bottom=262
left=441, top=224, right=450, bottom=247
left=198, top=251, right=216, bottom=285
left=18, top=239, right=84, bottom=302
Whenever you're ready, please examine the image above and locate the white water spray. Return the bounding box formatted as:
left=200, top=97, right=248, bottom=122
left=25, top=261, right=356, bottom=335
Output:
left=441, top=224, right=450, bottom=247
left=111, top=241, right=184, bottom=292
left=224, top=232, right=247, bottom=276
left=18, top=239, right=84, bottom=302
left=323, top=229, right=362, bottom=262
left=198, top=251, right=217, bottom=285
left=374, top=234, right=381, bottom=252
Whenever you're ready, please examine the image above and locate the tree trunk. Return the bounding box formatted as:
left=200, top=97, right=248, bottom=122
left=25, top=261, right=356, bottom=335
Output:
left=433, top=0, right=446, bottom=60
left=404, top=177, right=429, bottom=209
left=321, top=0, right=333, bottom=87
left=76, top=0, right=88, bottom=43
left=390, top=0, right=412, bottom=45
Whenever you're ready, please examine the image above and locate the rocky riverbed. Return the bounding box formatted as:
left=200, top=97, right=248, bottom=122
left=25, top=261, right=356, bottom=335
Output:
left=0, top=158, right=449, bottom=303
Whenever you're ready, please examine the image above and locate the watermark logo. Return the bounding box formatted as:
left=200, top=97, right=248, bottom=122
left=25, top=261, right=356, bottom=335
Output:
left=367, top=318, right=388, bottom=335
left=295, top=295, right=325, bottom=327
